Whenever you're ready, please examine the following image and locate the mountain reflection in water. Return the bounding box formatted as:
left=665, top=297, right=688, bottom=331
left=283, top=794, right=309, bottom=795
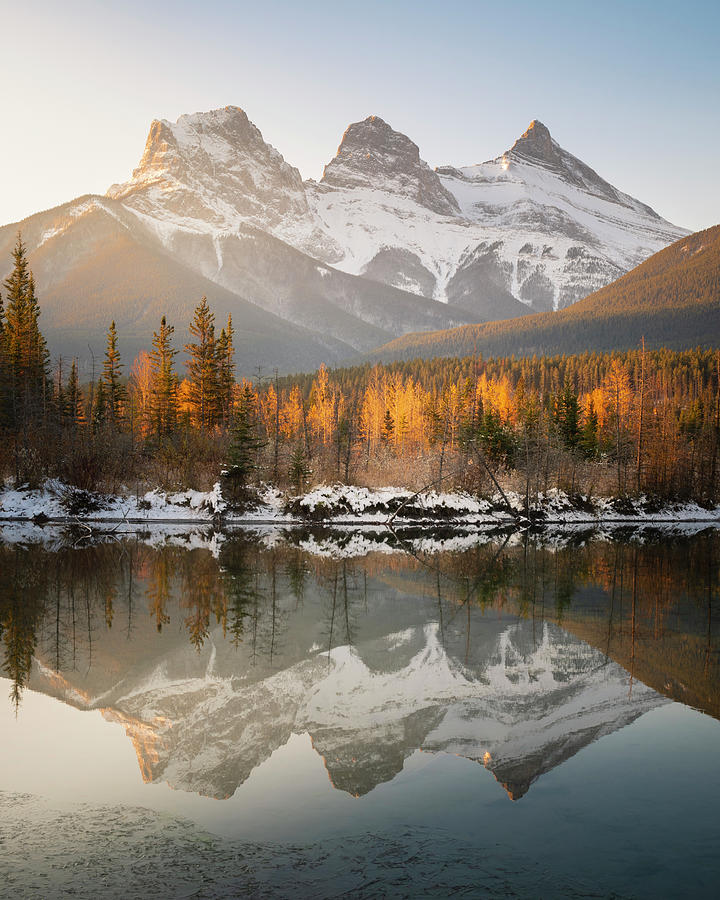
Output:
left=0, top=526, right=718, bottom=802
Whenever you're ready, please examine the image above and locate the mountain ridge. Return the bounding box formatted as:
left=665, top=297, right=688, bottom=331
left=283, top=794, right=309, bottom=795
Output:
left=0, top=104, right=689, bottom=371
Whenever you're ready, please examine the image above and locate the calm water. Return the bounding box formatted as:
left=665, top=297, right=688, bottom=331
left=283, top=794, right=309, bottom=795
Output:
left=0, top=524, right=719, bottom=898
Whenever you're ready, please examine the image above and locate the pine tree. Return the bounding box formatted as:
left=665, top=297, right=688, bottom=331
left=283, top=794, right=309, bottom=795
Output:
left=66, top=359, right=83, bottom=426
left=148, top=316, right=179, bottom=439
left=216, top=314, right=235, bottom=427
left=224, top=383, right=265, bottom=500
left=2, top=234, right=50, bottom=428
left=101, top=321, right=125, bottom=428
left=185, top=297, right=219, bottom=430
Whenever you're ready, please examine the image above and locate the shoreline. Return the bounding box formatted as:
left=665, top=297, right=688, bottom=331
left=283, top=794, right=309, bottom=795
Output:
left=1, top=480, right=719, bottom=529
left=3, top=514, right=720, bottom=527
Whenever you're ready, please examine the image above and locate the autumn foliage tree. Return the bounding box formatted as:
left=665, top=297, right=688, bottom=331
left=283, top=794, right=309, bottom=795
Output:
left=1, top=234, right=718, bottom=504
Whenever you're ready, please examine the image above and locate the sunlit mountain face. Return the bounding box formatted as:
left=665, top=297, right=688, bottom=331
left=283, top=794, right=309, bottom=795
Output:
left=105, top=109, right=685, bottom=315
left=2, top=527, right=717, bottom=803
left=0, top=109, right=687, bottom=371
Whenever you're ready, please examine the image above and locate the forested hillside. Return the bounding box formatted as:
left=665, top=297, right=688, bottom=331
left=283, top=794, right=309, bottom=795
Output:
left=371, top=225, right=720, bottom=362
left=2, top=232, right=719, bottom=504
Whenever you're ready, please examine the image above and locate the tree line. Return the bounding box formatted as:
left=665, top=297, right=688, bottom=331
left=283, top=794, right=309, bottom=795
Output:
left=2, top=532, right=717, bottom=712
left=1, top=232, right=719, bottom=502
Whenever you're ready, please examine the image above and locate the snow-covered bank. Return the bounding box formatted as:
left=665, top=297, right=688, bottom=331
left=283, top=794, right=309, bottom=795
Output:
left=285, top=484, right=720, bottom=526
left=1, top=480, right=720, bottom=528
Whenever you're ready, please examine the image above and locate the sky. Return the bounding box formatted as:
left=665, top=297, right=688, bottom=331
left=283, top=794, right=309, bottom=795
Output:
left=1, top=0, right=718, bottom=231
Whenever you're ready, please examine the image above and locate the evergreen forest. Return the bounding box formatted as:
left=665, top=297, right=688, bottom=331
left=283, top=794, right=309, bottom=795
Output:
left=1, top=233, right=719, bottom=505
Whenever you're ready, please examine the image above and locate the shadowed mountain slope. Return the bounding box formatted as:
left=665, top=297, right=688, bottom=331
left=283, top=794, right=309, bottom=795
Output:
left=0, top=201, right=352, bottom=377
left=370, top=225, right=720, bottom=362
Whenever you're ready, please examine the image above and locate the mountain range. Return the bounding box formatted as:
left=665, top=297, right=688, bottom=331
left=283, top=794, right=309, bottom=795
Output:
left=0, top=106, right=688, bottom=375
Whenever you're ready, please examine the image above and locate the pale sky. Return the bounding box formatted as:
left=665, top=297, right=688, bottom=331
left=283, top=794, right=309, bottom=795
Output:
left=2, top=0, right=718, bottom=231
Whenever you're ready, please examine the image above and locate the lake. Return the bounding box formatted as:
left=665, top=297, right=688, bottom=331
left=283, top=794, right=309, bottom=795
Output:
left=0, top=524, right=719, bottom=898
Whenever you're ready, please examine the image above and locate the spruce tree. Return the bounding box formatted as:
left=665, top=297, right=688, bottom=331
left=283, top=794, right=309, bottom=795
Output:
left=288, top=443, right=310, bottom=494
left=554, top=383, right=581, bottom=450
left=2, top=234, right=50, bottom=427
left=224, top=383, right=265, bottom=500
left=66, top=359, right=83, bottom=426
left=185, top=297, right=219, bottom=430
left=25, top=274, right=49, bottom=392
left=216, top=314, right=235, bottom=427
left=148, top=316, right=179, bottom=439
left=101, top=321, right=125, bottom=428
left=3, top=235, right=31, bottom=359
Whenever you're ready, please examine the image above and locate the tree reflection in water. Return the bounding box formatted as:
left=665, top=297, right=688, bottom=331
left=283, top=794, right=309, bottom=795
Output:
left=1, top=527, right=718, bottom=744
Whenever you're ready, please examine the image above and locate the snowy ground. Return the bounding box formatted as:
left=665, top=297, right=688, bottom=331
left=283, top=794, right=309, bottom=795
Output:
left=1, top=480, right=719, bottom=529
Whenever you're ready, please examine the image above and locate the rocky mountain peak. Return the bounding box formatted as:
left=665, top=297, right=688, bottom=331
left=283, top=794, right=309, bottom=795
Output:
left=508, top=119, right=557, bottom=165
left=167, top=106, right=272, bottom=157
left=501, top=118, right=646, bottom=210
left=329, top=114, right=416, bottom=161
left=320, top=115, right=459, bottom=216
left=107, top=105, right=308, bottom=228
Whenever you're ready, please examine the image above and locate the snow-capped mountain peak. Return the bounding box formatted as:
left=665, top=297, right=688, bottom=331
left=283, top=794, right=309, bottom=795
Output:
left=103, top=105, right=688, bottom=317
left=107, top=105, right=309, bottom=230
left=501, top=118, right=655, bottom=214
left=319, top=115, right=460, bottom=216
left=6, top=103, right=690, bottom=370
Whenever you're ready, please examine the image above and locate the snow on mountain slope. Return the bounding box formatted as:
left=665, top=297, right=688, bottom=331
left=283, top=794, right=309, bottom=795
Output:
left=98, top=106, right=479, bottom=346
left=104, top=107, right=687, bottom=327
left=306, top=117, right=687, bottom=313
left=436, top=120, right=687, bottom=310
left=2, top=106, right=689, bottom=362
left=0, top=195, right=356, bottom=374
